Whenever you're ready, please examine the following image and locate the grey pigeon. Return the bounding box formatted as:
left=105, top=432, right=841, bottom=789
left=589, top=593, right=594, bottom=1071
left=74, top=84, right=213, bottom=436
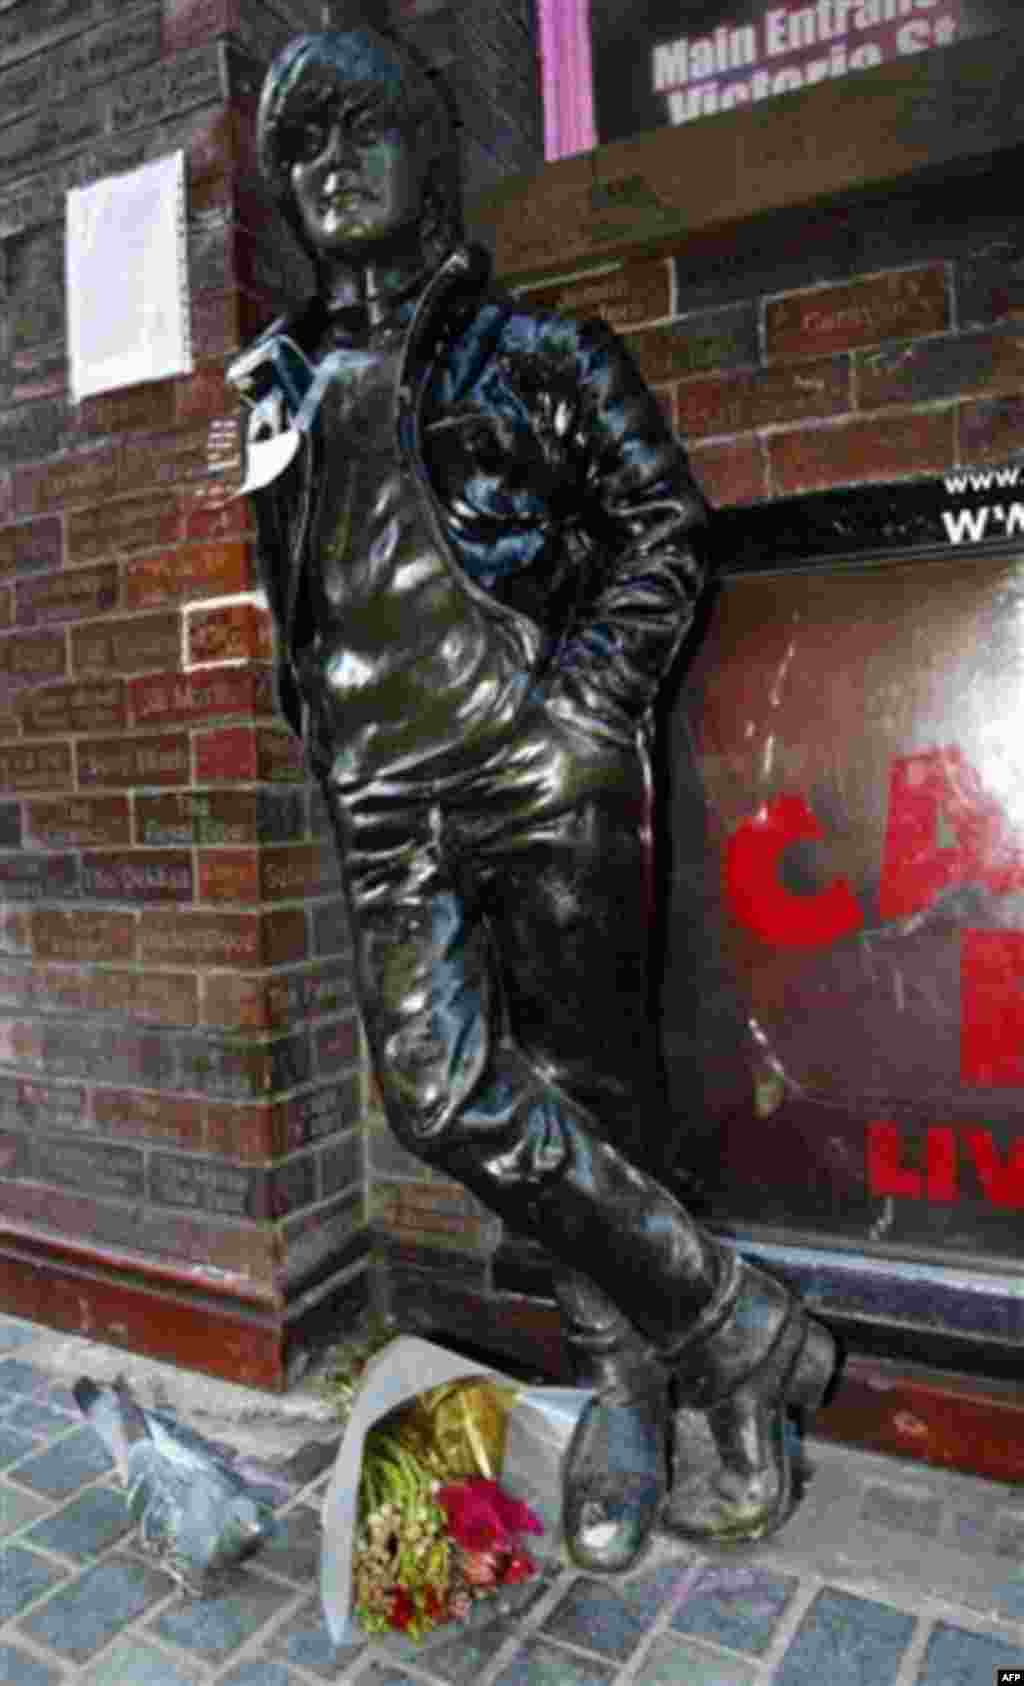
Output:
left=73, top=1376, right=278, bottom=1590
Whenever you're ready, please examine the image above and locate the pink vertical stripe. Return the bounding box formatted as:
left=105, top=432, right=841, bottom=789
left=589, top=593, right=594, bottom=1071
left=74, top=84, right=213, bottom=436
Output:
left=539, top=0, right=596, bottom=160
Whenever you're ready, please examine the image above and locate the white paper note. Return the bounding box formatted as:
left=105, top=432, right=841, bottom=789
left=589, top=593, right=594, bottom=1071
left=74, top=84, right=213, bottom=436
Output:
left=67, top=150, right=192, bottom=403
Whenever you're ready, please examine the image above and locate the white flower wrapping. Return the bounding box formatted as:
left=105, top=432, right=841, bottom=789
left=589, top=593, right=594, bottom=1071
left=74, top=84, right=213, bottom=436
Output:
left=320, top=1336, right=593, bottom=1648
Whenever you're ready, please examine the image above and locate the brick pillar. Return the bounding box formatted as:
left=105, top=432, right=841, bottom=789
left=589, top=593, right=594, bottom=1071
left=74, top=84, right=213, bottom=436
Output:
left=0, top=0, right=379, bottom=1390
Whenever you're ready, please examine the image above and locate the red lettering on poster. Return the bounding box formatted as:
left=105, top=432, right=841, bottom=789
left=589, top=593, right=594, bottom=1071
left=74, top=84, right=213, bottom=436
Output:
left=961, top=929, right=1024, bottom=1087
left=723, top=794, right=863, bottom=948
left=879, top=748, right=1024, bottom=922
left=964, top=1129, right=1024, bottom=1210
left=866, top=1120, right=923, bottom=1199
left=926, top=1125, right=958, bottom=1203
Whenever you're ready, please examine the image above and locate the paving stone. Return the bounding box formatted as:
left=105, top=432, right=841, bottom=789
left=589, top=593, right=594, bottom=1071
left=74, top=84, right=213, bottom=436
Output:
left=0, top=1422, right=42, bottom=1468
left=414, top=1578, right=558, bottom=1685
left=255, top=1503, right=321, bottom=1583
left=352, top=1665, right=423, bottom=1685
left=17, top=1552, right=176, bottom=1663
left=0, top=1542, right=67, bottom=1621
left=541, top=1571, right=678, bottom=1662
left=5, top=1399, right=77, bottom=1439
left=859, top=1485, right=943, bottom=1539
left=774, top=1587, right=916, bottom=1686
left=492, top=1639, right=617, bottom=1685
left=25, top=1483, right=132, bottom=1559
left=0, top=1481, right=51, bottom=1537
left=0, top=1640, right=64, bottom=1685
left=634, top=1632, right=760, bottom=1685
left=265, top=1592, right=363, bottom=1677
left=148, top=1570, right=295, bottom=1663
left=78, top=1636, right=203, bottom=1685
left=10, top=1426, right=115, bottom=1497
left=218, top=1664, right=296, bottom=1686
left=669, top=1562, right=798, bottom=1656
left=285, top=1437, right=341, bottom=1487
left=994, top=1510, right=1024, bottom=1557
left=915, top=1619, right=1021, bottom=1685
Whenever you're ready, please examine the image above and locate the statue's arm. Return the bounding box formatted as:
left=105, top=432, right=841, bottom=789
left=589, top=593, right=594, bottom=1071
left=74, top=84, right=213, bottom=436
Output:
left=547, top=316, right=710, bottom=734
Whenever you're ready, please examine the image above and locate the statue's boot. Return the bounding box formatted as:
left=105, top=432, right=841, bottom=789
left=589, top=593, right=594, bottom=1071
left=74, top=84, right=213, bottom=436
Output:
left=663, top=1257, right=836, bottom=1545
left=554, top=1269, right=669, bottom=1574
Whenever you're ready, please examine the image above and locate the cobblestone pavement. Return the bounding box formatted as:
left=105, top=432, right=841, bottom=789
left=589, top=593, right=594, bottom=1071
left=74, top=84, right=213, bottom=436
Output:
left=0, top=1312, right=1022, bottom=1684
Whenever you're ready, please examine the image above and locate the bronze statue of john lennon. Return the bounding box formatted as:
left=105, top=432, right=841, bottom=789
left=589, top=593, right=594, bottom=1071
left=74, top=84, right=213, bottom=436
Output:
left=228, top=16, right=835, bottom=1571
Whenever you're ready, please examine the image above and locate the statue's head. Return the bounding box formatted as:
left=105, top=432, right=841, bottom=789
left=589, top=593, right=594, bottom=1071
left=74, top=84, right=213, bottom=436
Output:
left=257, top=26, right=460, bottom=279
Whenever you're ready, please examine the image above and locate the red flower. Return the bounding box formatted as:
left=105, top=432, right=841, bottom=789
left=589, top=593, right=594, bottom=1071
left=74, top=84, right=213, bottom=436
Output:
left=501, top=1550, right=536, bottom=1585
left=389, top=1587, right=415, bottom=1631
left=437, top=1479, right=543, bottom=1553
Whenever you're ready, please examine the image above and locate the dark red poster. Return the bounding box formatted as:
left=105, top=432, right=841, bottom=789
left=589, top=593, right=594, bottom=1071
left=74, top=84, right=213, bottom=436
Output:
left=663, top=545, right=1024, bottom=1267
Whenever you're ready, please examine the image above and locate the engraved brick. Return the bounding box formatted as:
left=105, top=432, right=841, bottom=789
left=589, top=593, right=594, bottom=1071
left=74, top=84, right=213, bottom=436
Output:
left=204, top=1100, right=281, bottom=1160
left=0, top=910, right=30, bottom=954
left=765, top=266, right=949, bottom=362
left=32, top=908, right=135, bottom=963
left=0, top=400, right=63, bottom=467
left=0, top=98, right=101, bottom=180
left=0, top=517, right=62, bottom=579
left=261, top=843, right=340, bottom=901
left=177, top=1029, right=311, bottom=1099
left=0, top=853, right=77, bottom=901
left=137, top=907, right=306, bottom=968
left=20, top=679, right=125, bottom=736
left=0, top=0, right=124, bottom=68
left=0, top=1074, right=85, bottom=1132
left=15, top=563, right=118, bottom=627
left=80, top=851, right=194, bottom=904
left=0, top=1128, right=28, bottom=1177
left=135, top=787, right=303, bottom=847
left=0, top=804, right=21, bottom=848
left=520, top=258, right=670, bottom=329
left=315, top=1014, right=360, bottom=1075
left=27, top=796, right=130, bottom=849
left=857, top=327, right=1024, bottom=411
left=124, top=541, right=250, bottom=609
left=94, top=1087, right=203, bottom=1147
left=129, top=665, right=273, bottom=727
left=187, top=602, right=272, bottom=664
left=181, top=484, right=250, bottom=544
left=201, top=971, right=288, bottom=1031
left=150, top=1151, right=265, bottom=1220
left=0, top=1015, right=44, bottom=1067
left=66, top=493, right=179, bottom=563
left=676, top=357, right=850, bottom=441
left=960, top=395, right=1024, bottom=465
left=0, top=742, right=72, bottom=791
left=283, top=1190, right=365, bottom=1287
left=79, top=381, right=177, bottom=439
left=71, top=613, right=181, bottom=676
left=40, top=1020, right=175, bottom=1088
left=689, top=437, right=768, bottom=508
left=0, top=629, right=67, bottom=691
left=768, top=408, right=955, bottom=497
left=194, top=723, right=305, bottom=783
left=87, top=969, right=199, bottom=1028
left=32, top=1136, right=145, bottom=1200
left=14, top=446, right=120, bottom=516
left=282, top=1075, right=360, bottom=1151
left=626, top=302, right=758, bottom=386
left=77, top=733, right=190, bottom=788
left=197, top=849, right=259, bottom=904
left=121, top=424, right=241, bottom=495
left=0, top=961, right=36, bottom=1010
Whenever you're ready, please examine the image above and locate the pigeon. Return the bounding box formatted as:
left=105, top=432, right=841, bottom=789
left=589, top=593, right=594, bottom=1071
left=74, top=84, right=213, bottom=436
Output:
left=73, top=1376, right=279, bottom=1590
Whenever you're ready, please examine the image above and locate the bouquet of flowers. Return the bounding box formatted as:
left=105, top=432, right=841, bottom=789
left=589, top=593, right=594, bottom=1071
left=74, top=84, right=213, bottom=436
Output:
left=321, top=1337, right=592, bottom=1650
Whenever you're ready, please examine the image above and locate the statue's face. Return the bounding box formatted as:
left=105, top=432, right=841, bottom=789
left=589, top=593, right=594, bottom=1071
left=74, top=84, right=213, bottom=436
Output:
left=288, top=82, right=426, bottom=258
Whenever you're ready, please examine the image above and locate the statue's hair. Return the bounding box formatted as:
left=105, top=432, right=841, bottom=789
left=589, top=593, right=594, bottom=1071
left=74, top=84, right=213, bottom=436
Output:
left=257, top=28, right=461, bottom=272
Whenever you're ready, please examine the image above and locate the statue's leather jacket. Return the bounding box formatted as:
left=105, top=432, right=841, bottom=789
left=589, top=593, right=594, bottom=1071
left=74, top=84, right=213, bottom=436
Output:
left=241, top=242, right=710, bottom=764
